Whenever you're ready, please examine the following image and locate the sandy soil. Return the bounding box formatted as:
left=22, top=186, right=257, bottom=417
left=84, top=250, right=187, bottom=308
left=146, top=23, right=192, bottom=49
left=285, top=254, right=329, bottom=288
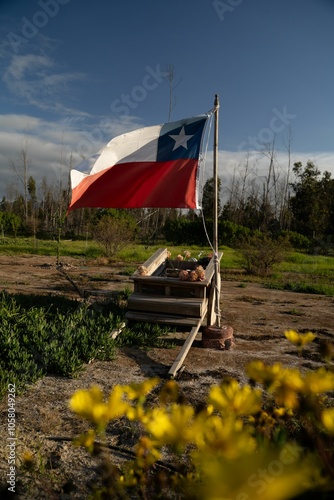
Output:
left=0, top=254, right=333, bottom=498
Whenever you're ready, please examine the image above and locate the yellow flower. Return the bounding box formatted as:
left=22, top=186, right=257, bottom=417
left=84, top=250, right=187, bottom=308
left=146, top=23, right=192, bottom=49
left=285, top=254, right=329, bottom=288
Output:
left=198, top=414, right=256, bottom=458
left=21, top=451, right=35, bottom=471
left=303, top=368, right=334, bottom=395
left=274, top=368, right=304, bottom=409
left=123, top=378, right=159, bottom=402
left=193, top=445, right=319, bottom=500
left=106, top=385, right=130, bottom=419
left=247, top=362, right=304, bottom=409
left=135, top=436, right=161, bottom=469
left=247, top=361, right=284, bottom=390
left=274, top=407, right=293, bottom=418
left=70, top=386, right=109, bottom=427
left=208, top=379, right=262, bottom=416
left=284, top=330, right=316, bottom=347
left=321, top=408, right=334, bottom=435
left=145, top=403, right=195, bottom=451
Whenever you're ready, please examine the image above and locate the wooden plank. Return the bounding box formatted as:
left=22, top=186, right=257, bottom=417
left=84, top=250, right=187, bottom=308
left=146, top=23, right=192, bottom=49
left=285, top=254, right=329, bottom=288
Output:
left=168, top=319, right=202, bottom=378
left=128, top=293, right=207, bottom=317
left=125, top=310, right=201, bottom=326
left=133, top=248, right=168, bottom=276
left=206, top=272, right=221, bottom=326
left=133, top=274, right=209, bottom=288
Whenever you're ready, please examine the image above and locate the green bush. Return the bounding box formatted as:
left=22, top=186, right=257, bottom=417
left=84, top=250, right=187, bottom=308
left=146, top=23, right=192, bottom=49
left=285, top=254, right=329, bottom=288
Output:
left=281, top=230, right=311, bottom=251
left=237, top=233, right=290, bottom=276
left=0, top=291, right=176, bottom=400
left=0, top=292, right=120, bottom=398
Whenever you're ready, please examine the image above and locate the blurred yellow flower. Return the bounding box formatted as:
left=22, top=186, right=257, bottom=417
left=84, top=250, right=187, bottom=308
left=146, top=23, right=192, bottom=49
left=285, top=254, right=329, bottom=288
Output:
left=247, top=361, right=284, bottom=390
left=106, top=385, right=130, bottom=420
left=198, top=414, right=256, bottom=459
left=247, top=362, right=304, bottom=409
left=284, top=330, right=316, bottom=347
left=208, top=379, right=262, bottom=416
left=192, top=444, right=318, bottom=500
left=21, top=451, right=35, bottom=471
left=273, top=369, right=304, bottom=409
left=135, top=436, right=161, bottom=469
left=145, top=403, right=195, bottom=451
left=303, top=368, right=334, bottom=395
left=123, top=378, right=159, bottom=402
left=70, top=386, right=109, bottom=427
left=321, top=408, right=334, bottom=435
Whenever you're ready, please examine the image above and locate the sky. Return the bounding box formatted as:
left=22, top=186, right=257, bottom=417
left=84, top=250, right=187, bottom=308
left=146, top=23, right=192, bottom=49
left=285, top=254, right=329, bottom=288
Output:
left=0, top=0, right=334, bottom=201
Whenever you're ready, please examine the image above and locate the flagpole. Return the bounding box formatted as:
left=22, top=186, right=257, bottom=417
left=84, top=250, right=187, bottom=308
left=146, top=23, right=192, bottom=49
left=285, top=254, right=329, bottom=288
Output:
left=213, top=94, right=220, bottom=327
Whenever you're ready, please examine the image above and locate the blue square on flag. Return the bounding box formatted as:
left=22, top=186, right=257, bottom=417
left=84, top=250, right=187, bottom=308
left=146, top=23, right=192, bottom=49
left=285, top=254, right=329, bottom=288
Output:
left=157, top=117, right=207, bottom=161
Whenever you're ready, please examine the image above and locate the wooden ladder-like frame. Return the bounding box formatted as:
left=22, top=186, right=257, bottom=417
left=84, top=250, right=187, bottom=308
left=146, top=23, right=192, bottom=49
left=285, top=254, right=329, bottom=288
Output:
left=126, top=248, right=222, bottom=377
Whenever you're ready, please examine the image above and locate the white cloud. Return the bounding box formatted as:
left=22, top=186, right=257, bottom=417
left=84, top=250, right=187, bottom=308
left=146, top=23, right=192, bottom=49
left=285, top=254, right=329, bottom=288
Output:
left=216, top=149, right=334, bottom=180
left=2, top=52, right=86, bottom=115
left=4, top=54, right=52, bottom=81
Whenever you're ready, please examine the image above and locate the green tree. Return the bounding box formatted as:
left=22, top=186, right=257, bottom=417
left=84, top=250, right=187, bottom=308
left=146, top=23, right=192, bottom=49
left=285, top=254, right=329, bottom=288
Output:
left=290, top=161, right=332, bottom=239
left=202, top=177, right=222, bottom=220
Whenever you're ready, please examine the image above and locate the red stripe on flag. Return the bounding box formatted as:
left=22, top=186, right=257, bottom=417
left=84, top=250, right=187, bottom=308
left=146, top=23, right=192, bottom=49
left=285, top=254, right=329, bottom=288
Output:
left=68, top=159, right=199, bottom=210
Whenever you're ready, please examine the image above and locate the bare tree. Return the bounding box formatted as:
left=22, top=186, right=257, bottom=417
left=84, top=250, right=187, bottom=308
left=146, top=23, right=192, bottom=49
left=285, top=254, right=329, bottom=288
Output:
left=280, top=126, right=294, bottom=230
left=164, top=63, right=182, bottom=123
left=92, top=216, right=136, bottom=258
left=10, top=130, right=31, bottom=225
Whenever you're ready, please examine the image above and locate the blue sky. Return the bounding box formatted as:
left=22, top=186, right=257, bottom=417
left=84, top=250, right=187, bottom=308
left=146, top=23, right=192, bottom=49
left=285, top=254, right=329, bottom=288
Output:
left=0, top=0, right=334, bottom=199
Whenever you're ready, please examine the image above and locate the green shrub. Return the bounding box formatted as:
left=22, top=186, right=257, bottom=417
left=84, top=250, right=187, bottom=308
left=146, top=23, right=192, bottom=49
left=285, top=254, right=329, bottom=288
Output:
left=281, top=230, right=311, bottom=250
left=237, top=233, right=290, bottom=276
left=0, top=292, right=120, bottom=397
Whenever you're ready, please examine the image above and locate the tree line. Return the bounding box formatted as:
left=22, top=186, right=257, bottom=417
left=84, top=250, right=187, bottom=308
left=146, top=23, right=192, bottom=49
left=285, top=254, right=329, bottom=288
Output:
left=1, top=158, right=334, bottom=254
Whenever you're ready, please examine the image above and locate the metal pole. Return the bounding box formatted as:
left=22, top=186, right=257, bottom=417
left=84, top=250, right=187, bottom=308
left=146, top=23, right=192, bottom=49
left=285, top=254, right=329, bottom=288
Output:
left=213, top=95, right=221, bottom=327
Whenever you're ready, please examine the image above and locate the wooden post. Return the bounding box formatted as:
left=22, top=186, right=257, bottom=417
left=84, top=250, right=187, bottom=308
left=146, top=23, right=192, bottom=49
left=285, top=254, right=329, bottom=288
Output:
left=213, top=94, right=221, bottom=327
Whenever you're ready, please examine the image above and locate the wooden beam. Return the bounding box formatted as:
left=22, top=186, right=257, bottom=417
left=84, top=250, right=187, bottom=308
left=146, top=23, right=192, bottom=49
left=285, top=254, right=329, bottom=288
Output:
left=168, top=319, right=202, bottom=378
left=133, top=248, right=168, bottom=276
left=125, top=310, right=201, bottom=326
left=128, top=293, right=207, bottom=317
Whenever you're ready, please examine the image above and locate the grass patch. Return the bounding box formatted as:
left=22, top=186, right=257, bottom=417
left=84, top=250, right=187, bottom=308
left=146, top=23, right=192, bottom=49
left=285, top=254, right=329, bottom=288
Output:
left=266, top=281, right=334, bottom=296
left=280, top=252, right=334, bottom=278
left=0, top=237, right=102, bottom=258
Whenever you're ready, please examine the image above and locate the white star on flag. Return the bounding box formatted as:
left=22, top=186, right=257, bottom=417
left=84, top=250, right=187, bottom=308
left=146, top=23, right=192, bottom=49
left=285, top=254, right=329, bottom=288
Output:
left=169, top=126, right=194, bottom=151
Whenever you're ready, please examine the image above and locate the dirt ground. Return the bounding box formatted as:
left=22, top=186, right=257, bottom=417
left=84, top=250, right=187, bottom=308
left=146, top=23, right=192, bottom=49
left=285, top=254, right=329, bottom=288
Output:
left=0, top=254, right=333, bottom=499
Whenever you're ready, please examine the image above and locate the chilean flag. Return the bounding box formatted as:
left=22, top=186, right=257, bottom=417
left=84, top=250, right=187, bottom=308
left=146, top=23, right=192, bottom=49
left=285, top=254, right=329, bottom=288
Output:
left=68, top=115, right=208, bottom=211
